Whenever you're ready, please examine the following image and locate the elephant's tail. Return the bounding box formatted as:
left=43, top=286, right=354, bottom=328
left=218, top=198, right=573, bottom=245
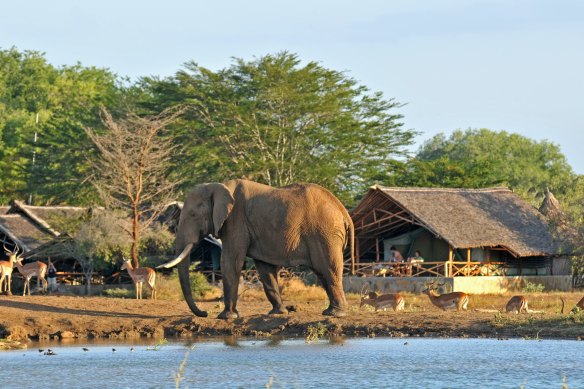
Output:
left=346, top=216, right=355, bottom=275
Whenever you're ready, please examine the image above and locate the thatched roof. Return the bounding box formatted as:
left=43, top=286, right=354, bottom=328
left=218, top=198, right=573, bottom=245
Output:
left=0, top=201, right=91, bottom=252
left=0, top=214, right=55, bottom=251
left=7, top=200, right=91, bottom=235
left=352, top=186, right=562, bottom=257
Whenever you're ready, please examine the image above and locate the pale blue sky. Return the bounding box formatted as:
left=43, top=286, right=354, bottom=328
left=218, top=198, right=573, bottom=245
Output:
left=2, top=0, right=583, bottom=172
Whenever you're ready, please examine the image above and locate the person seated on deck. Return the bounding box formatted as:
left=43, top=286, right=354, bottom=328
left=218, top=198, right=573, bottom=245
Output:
left=405, top=250, right=424, bottom=276
left=389, top=246, right=404, bottom=263
left=374, top=246, right=404, bottom=276
left=408, top=250, right=424, bottom=263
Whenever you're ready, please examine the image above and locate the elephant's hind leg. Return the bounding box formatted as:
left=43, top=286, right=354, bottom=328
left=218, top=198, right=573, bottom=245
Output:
left=311, top=247, right=348, bottom=317
left=255, top=260, right=288, bottom=315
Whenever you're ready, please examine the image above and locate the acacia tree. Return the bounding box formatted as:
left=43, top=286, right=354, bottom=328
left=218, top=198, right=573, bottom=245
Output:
left=85, top=107, right=184, bottom=267
left=142, top=52, right=416, bottom=204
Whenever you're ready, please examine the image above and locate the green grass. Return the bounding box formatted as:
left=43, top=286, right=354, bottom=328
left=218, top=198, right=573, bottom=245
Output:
left=102, top=288, right=134, bottom=298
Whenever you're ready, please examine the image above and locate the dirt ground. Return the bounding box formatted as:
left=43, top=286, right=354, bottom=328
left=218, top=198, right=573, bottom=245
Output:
left=1, top=290, right=583, bottom=346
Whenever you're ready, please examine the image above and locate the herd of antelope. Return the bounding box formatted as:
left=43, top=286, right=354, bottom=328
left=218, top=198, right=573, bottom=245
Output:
left=359, top=282, right=584, bottom=314
left=0, top=245, right=157, bottom=299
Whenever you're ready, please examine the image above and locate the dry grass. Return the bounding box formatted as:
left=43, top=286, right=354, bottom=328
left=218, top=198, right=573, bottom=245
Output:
left=281, top=278, right=327, bottom=301
left=155, top=273, right=584, bottom=316
left=238, top=278, right=328, bottom=302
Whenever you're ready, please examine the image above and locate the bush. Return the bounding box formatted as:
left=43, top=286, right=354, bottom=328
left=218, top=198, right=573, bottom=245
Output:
left=156, top=270, right=217, bottom=301
left=522, top=281, right=545, bottom=293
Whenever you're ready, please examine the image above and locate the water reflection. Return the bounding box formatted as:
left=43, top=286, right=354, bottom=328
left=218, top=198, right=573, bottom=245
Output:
left=223, top=336, right=241, bottom=348
left=1, top=337, right=582, bottom=389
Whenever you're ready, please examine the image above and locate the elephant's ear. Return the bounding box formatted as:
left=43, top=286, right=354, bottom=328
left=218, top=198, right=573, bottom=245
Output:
left=210, top=183, right=234, bottom=237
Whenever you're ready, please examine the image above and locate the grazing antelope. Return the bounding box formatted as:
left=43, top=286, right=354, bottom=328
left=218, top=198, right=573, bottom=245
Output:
left=0, top=244, right=19, bottom=295
left=121, top=257, right=156, bottom=300
left=505, top=295, right=529, bottom=314
left=14, top=258, right=48, bottom=296
left=359, top=285, right=405, bottom=312
left=422, top=283, right=469, bottom=311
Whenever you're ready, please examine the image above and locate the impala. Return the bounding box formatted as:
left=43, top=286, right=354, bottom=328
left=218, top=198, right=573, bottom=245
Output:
left=360, top=291, right=405, bottom=312
left=505, top=295, right=528, bottom=314
left=14, top=258, right=48, bottom=296
left=422, top=283, right=469, bottom=311
left=0, top=244, right=19, bottom=295
left=121, top=258, right=156, bottom=300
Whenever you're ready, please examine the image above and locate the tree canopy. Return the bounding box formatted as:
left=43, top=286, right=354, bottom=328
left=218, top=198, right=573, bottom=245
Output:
left=141, top=52, right=417, bottom=204
left=0, top=47, right=121, bottom=205
left=1, top=47, right=583, bottom=231
left=391, top=128, right=582, bottom=214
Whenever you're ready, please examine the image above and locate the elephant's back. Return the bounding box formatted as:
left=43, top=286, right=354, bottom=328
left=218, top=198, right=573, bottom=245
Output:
left=240, top=181, right=349, bottom=260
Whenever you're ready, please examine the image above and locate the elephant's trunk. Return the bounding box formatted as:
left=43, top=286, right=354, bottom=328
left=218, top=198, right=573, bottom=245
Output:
left=177, top=246, right=208, bottom=317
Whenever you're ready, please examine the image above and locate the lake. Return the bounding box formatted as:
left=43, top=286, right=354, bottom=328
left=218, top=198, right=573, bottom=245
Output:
left=0, top=337, right=581, bottom=388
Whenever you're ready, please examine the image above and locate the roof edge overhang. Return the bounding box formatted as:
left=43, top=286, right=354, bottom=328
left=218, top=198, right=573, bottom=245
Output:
left=0, top=222, right=30, bottom=251
left=9, top=200, right=61, bottom=237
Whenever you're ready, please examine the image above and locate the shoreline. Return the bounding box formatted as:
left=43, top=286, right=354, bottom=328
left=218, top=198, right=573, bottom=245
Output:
left=1, top=295, right=583, bottom=345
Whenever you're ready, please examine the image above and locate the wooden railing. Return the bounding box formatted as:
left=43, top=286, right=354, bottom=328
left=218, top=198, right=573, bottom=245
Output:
left=344, top=261, right=506, bottom=277
left=200, top=268, right=307, bottom=285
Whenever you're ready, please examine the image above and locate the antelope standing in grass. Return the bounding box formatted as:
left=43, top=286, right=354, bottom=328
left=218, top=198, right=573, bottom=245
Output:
left=359, top=285, right=405, bottom=312
left=563, top=296, right=584, bottom=313
left=121, top=257, right=156, bottom=300
left=14, top=257, right=48, bottom=296
left=0, top=244, right=18, bottom=295
left=422, top=283, right=469, bottom=311
left=505, top=295, right=529, bottom=314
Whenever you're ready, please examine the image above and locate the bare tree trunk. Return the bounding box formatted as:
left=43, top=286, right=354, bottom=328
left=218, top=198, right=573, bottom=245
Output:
left=84, top=271, right=92, bottom=296
left=132, top=203, right=139, bottom=268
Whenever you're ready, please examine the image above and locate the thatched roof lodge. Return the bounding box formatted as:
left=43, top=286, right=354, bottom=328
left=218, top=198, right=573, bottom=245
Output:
left=0, top=200, right=90, bottom=256
left=350, top=186, right=571, bottom=278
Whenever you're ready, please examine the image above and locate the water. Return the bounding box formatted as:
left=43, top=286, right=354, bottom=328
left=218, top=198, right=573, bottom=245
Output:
left=0, top=337, right=582, bottom=388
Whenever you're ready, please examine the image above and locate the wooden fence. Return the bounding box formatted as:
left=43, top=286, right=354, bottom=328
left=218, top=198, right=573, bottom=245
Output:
left=47, top=261, right=510, bottom=288
left=343, top=261, right=507, bottom=278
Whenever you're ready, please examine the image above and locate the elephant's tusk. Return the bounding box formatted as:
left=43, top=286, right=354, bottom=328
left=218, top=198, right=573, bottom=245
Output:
left=156, top=243, right=194, bottom=269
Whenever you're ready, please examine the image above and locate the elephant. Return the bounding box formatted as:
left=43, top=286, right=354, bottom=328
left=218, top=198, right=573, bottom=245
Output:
left=159, top=179, right=354, bottom=319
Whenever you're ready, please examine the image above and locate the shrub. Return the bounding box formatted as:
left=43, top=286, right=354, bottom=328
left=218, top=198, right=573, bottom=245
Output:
left=522, top=281, right=545, bottom=293
left=305, top=322, right=327, bottom=343
left=156, top=270, right=218, bottom=301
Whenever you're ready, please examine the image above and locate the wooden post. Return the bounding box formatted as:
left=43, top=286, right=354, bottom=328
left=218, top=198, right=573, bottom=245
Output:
left=467, top=248, right=471, bottom=263
left=375, top=238, right=380, bottom=262
left=447, top=247, right=454, bottom=277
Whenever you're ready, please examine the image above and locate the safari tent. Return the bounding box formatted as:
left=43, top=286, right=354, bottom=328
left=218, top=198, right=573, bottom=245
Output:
left=346, top=186, right=573, bottom=293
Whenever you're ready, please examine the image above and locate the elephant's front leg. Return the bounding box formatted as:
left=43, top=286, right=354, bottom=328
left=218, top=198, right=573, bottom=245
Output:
left=218, top=248, right=246, bottom=320
left=255, top=260, right=288, bottom=315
